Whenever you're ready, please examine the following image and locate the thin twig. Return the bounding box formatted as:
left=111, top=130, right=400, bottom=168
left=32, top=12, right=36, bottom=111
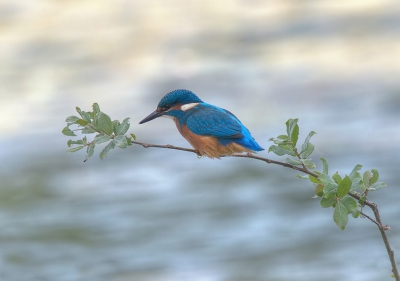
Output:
left=350, top=193, right=398, bottom=279
left=131, top=140, right=198, bottom=154
left=359, top=210, right=381, bottom=228
left=230, top=153, right=318, bottom=177
left=131, top=140, right=319, bottom=177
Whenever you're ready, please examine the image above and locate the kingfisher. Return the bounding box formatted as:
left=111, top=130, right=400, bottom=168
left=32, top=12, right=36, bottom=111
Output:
left=139, top=89, right=264, bottom=159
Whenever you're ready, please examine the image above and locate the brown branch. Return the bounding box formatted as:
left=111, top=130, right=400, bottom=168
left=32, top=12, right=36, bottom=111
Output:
left=349, top=193, right=398, bottom=280
left=130, top=140, right=399, bottom=280
left=131, top=140, right=319, bottom=177
left=131, top=141, right=199, bottom=154
left=229, top=153, right=319, bottom=177
left=359, top=210, right=381, bottom=228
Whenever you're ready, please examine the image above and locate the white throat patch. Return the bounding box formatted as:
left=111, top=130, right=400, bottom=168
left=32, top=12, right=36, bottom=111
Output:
left=181, top=103, right=199, bottom=111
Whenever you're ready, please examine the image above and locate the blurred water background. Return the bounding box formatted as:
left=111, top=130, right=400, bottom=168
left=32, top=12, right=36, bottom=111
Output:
left=1, top=1, right=400, bottom=280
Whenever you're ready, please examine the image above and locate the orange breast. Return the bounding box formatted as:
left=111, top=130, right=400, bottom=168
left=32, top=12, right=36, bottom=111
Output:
left=174, top=119, right=254, bottom=159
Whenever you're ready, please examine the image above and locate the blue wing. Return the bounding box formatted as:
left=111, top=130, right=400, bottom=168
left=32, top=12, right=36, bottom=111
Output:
left=185, top=104, right=244, bottom=138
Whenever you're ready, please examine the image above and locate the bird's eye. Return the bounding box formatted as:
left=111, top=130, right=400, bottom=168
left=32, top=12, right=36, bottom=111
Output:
left=164, top=105, right=171, bottom=110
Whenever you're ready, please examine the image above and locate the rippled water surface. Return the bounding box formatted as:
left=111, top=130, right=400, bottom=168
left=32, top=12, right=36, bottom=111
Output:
left=1, top=1, right=400, bottom=280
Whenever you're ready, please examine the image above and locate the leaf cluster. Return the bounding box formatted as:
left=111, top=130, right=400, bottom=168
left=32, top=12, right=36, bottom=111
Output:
left=269, top=118, right=316, bottom=169
left=268, top=118, right=386, bottom=230
left=310, top=161, right=385, bottom=230
left=62, top=103, right=135, bottom=161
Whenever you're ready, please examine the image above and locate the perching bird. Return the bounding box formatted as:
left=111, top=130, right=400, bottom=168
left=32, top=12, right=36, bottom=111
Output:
left=139, top=89, right=264, bottom=159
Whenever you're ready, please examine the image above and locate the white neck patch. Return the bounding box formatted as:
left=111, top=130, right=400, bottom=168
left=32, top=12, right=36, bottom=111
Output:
left=162, top=115, right=175, bottom=120
left=181, top=103, right=199, bottom=111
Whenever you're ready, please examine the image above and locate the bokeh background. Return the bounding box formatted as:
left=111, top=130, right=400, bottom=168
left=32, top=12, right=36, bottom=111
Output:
left=1, top=1, right=400, bottom=280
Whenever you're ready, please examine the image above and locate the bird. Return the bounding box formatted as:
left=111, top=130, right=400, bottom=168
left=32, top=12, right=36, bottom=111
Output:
left=139, top=89, right=264, bottom=159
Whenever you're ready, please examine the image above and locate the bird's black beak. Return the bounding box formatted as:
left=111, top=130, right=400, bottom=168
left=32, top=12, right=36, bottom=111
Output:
left=139, top=110, right=165, bottom=124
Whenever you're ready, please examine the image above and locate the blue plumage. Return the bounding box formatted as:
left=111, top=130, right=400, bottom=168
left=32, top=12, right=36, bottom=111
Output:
left=172, top=104, right=242, bottom=137
left=139, top=89, right=264, bottom=157
left=158, top=89, right=202, bottom=108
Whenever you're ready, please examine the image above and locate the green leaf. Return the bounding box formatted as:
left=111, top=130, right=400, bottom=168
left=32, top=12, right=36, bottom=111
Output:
left=75, top=119, right=89, bottom=126
left=315, top=184, right=324, bottom=197
left=320, top=197, right=335, bottom=208
left=100, top=141, right=116, bottom=159
left=323, top=183, right=338, bottom=199
left=370, top=169, right=379, bottom=185
left=277, top=143, right=295, bottom=152
left=269, top=138, right=285, bottom=145
left=116, top=117, right=130, bottom=135
left=350, top=179, right=363, bottom=192
left=369, top=182, right=386, bottom=191
left=269, top=136, right=291, bottom=145
left=350, top=164, right=363, bottom=177
left=300, top=159, right=316, bottom=169
left=349, top=164, right=363, bottom=191
left=95, top=112, right=113, bottom=135
left=332, top=173, right=342, bottom=185
left=92, top=103, right=100, bottom=115
left=363, top=171, right=371, bottom=191
left=113, top=120, right=121, bottom=135
left=334, top=200, right=349, bottom=230
left=349, top=168, right=363, bottom=191
left=114, top=135, right=128, bottom=148
left=291, top=124, right=299, bottom=146
left=297, top=174, right=309, bottom=180
left=300, top=142, right=314, bottom=159
left=84, top=143, right=95, bottom=162
left=94, top=135, right=111, bottom=144
left=67, top=139, right=83, bottom=147
left=81, top=111, right=92, bottom=123
left=286, top=118, right=299, bottom=146
left=309, top=175, right=321, bottom=184
left=82, top=126, right=97, bottom=134
left=126, top=136, right=132, bottom=146
left=76, top=106, right=82, bottom=116
left=268, top=145, right=295, bottom=156
left=67, top=145, right=85, bottom=153
left=62, top=126, right=76, bottom=136
left=285, top=158, right=302, bottom=166
left=320, top=157, right=329, bottom=174
left=351, top=210, right=360, bottom=218
left=358, top=196, right=366, bottom=207
left=341, top=196, right=357, bottom=213
left=319, top=173, right=335, bottom=185
left=130, top=133, right=136, bottom=140
left=337, top=175, right=352, bottom=198
left=66, top=116, right=80, bottom=123
left=300, top=131, right=316, bottom=154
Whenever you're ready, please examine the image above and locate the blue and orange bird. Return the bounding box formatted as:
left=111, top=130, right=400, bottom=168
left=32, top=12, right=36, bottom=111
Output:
left=139, top=89, right=264, bottom=159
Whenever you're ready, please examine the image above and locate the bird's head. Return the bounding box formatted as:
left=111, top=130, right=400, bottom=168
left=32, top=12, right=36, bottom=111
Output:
left=139, top=89, right=203, bottom=124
